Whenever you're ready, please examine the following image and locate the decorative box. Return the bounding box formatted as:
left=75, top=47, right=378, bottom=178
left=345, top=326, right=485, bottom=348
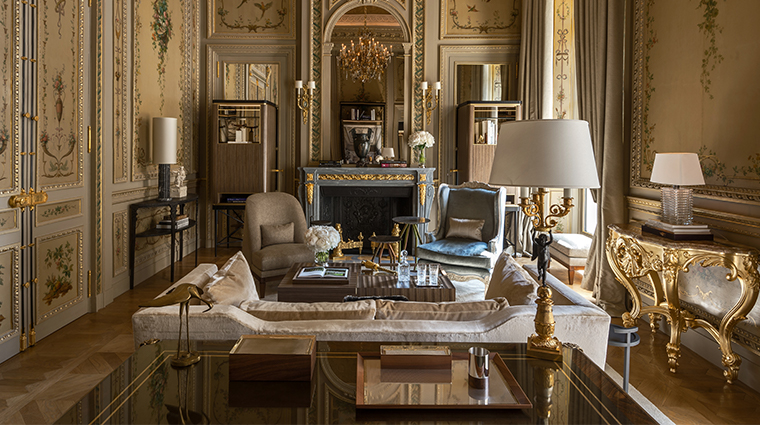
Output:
left=170, top=186, right=187, bottom=198
left=379, top=345, right=452, bottom=370
left=229, top=335, right=316, bottom=381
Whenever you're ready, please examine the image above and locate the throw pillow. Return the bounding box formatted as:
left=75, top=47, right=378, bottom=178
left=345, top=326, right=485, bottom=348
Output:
left=446, top=217, right=485, bottom=241
left=261, top=222, right=295, bottom=248
left=375, top=298, right=509, bottom=321
left=204, top=251, right=259, bottom=307
left=240, top=299, right=376, bottom=321
left=485, top=251, right=539, bottom=305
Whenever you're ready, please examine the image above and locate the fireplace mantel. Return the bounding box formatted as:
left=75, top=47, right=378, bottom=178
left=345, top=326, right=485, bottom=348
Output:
left=299, top=167, right=435, bottom=240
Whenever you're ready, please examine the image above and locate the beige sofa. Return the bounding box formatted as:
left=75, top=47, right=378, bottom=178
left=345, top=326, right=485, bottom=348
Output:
left=133, top=260, right=611, bottom=367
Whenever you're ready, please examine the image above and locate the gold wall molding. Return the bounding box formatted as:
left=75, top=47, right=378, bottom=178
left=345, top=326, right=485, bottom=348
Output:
left=627, top=196, right=760, bottom=238
left=318, top=173, right=415, bottom=181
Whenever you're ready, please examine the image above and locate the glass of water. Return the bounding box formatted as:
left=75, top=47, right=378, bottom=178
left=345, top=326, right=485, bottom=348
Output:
left=428, top=263, right=440, bottom=286
left=417, top=264, right=427, bottom=286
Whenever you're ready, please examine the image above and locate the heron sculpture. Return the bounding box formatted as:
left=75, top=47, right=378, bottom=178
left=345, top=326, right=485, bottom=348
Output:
left=141, top=283, right=213, bottom=367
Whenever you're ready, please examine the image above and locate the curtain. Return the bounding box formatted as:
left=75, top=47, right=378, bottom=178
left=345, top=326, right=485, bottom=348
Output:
left=517, top=0, right=553, bottom=255
left=575, top=0, right=627, bottom=315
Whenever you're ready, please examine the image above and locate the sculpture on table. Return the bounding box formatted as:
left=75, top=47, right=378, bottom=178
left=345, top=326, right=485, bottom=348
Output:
left=140, top=283, right=213, bottom=368
left=531, top=229, right=553, bottom=284
left=172, top=166, right=188, bottom=198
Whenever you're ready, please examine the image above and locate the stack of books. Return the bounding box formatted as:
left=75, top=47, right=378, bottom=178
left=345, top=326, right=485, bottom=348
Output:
left=380, top=160, right=407, bottom=168
left=156, top=214, right=190, bottom=230
left=642, top=220, right=713, bottom=241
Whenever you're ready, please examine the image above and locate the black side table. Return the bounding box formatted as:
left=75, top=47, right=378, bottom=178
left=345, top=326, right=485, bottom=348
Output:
left=212, top=203, right=246, bottom=256
left=129, top=194, right=199, bottom=288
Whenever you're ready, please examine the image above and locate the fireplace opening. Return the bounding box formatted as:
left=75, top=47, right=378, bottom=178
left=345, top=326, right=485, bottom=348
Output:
left=319, top=186, right=414, bottom=254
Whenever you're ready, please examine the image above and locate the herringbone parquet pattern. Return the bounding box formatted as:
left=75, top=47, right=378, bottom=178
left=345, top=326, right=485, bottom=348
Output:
left=0, top=248, right=757, bottom=424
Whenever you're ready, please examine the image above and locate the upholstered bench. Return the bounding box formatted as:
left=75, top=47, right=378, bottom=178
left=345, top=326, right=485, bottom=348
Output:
left=549, top=233, right=591, bottom=285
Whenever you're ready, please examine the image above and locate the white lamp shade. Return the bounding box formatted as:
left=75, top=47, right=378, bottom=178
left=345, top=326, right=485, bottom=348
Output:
left=489, top=119, right=600, bottom=189
left=381, top=147, right=395, bottom=158
left=153, top=117, right=177, bottom=164
left=650, top=153, right=705, bottom=186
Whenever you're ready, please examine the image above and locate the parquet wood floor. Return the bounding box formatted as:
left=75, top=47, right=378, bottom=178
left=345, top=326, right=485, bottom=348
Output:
left=0, top=248, right=758, bottom=424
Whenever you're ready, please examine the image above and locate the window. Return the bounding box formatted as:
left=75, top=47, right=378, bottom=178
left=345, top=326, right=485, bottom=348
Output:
left=582, top=188, right=598, bottom=236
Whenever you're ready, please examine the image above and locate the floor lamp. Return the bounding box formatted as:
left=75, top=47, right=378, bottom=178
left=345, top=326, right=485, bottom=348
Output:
left=490, top=119, right=600, bottom=361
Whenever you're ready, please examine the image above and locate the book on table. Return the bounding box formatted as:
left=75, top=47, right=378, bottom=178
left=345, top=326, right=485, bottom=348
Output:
left=297, top=266, right=349, bottom=279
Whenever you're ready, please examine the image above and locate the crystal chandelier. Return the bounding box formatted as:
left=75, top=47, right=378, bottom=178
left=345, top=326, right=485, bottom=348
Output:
left=338, top=12, right=391, bottom=84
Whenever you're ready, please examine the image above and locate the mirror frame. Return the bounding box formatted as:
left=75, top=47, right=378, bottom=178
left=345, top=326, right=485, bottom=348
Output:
left=206, top=44, right=296, bottom=192
left=309, top=0, right=424, bottom=163
left=438, top=45, right=520, bottom=185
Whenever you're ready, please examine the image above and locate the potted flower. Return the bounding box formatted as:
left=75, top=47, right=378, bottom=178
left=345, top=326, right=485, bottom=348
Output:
left=408, top=131, right=435, bottom=167
left=304, top=225, right=340, bottom=266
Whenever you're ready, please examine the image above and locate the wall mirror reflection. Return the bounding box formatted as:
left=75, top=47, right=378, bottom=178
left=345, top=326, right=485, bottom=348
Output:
left=456, top=64, right=517, bottom=105
left=222, top=63, right=279, bottom=104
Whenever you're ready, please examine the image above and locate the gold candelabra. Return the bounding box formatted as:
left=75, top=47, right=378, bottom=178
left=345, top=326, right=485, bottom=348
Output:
left=519, top=188, right=574, bottom=362
left=295, top=80, right=315, bottom=124
left=421, top=81, right=441, bottom=126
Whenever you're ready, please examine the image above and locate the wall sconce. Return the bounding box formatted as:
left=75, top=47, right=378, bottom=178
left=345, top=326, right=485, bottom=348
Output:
left=421, top=81, right=441, bottom=126
left=295, top=80, right=315, bottom=124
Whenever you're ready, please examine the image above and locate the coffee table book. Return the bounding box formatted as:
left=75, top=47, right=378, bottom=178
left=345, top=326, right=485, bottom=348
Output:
left=642, top=224, right=713, bottom=241
left=292, top=266, right=351, bottom=285
left=229, top=335, right=316, bottom=381
left=380, top=345, right=452, bottom=370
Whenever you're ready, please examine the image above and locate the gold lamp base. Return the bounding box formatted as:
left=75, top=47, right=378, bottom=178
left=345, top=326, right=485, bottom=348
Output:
left=526, top=285, right=563, bottom=362
left=171, top=351, right=201, bottom=368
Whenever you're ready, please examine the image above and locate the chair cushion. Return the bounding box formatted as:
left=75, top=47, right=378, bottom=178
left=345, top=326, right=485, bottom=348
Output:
left=485, top=252, right=539, bottom=305
left=416, top=239, right=494, bottom=270
left=204, top=251, right=259, bottom=306
left=261, top=222, right=295, bottom=248
left=446, top=217, right=485, bottom=241
left=250, top=243, right=314, bottom=272
left=240, top=299, right=376, bottom=321
left=551, top=233, right=592, bottom=257
left=375, top=298, right=510, bottom=321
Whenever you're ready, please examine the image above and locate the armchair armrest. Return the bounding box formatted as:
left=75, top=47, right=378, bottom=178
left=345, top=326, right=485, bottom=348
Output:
left=488, top=236, right=500, bottom=253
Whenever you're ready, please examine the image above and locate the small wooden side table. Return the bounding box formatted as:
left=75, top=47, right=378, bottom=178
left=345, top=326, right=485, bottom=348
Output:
left=212, top=203, right=245, bottom=256
left=129, top=194, right=199, bottom=289
left=606, top=222, right=759, bottom=383
left=393, top=216, right=430, bottom=266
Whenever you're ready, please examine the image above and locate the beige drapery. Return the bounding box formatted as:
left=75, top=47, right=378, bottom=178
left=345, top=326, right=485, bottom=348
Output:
left=516, top=0, right=553, bottom=255
left=575, top=0, right=627, bottom=315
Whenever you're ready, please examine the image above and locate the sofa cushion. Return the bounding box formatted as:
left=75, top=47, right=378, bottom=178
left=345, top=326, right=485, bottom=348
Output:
left=416, top=239, right=493, bottom=269
left=240, top=299, right=376, bottom=321
left=552, top=233, right=592, bottom=257
left=446, top=217, right=485, bottom=241
left=250, top=243, right=314, bottom=271
left=375, top=298, right=510, bottom=321
left=205, top=251, right=259, bottom=306
left=485, top=252, right=539, bottom=305
left=261, top=222, right=294, bottom=248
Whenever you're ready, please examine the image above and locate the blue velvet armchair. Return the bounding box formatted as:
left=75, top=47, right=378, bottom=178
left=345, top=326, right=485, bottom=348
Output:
left=416, top=182, right=506, bottom=281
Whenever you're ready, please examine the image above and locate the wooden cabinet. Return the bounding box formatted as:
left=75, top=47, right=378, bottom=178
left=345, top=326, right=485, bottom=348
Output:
left=456, top=101, right=522, bottom=184
left=211, top=100, right=277, bottom=203
left=340, top=102, right=385, bottom=163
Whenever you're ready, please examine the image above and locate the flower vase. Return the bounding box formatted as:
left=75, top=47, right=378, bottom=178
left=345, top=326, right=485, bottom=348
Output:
left=415, top=147, right=426, bottom=168
left=315, top=251, right=329, bottom=266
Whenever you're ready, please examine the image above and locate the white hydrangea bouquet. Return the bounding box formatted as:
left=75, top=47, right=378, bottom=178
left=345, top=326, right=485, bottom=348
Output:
left=408, top=131, right=435, bottom=167
left=304, top=225, right=340, bottom=265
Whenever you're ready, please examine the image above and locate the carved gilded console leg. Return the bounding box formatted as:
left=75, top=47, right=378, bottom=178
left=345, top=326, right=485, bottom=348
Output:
left=648, top=313, right=661, bottom=332
left=665, top=311, right=683, bottom=373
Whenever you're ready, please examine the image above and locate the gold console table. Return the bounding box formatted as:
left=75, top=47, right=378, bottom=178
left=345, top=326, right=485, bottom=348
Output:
left=606, top=222, right=760, bottom=383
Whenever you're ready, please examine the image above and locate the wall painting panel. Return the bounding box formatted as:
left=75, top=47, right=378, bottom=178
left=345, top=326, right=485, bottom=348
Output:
left=114, top=0, right=128, bottom=183
left=0, top=244, right=20, bottom=343
left=439, top=0, right=521, bottom=39
left=631, top=0, right=760, bottom=202
left=113, top=210, right=128, bottom=276
left=35, top=228, right=83, bottom=324
left=0, top=0, right=19, bottom=195
left=0, top=209, right=17, bottom=235
left=132, top=0, right=198, bottom=181
left=208, top=0, right=295, bottom=39
left=37, top=0, right=84, bottom=190
left=35, top=198, right=83, bottom=227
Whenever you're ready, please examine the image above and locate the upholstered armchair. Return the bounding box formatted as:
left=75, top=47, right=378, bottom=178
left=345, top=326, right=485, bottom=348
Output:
left=416, top=182, right=506, bottom=281
left=242, top=192, right=314, bottom=296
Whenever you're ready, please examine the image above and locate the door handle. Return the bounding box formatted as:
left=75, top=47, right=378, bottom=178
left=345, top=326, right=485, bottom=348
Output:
left=8, top=188, right=48, bottom=210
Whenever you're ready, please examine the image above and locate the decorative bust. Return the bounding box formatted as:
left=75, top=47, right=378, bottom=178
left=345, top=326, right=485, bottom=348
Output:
left=173, top=166, right=186, bottom=188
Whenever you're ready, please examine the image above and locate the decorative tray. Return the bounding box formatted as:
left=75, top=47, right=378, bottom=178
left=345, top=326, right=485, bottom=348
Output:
left=356, top=352, right=532, bottom=409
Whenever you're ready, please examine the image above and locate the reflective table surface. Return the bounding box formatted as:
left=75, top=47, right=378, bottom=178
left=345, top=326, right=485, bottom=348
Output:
left=55, top=340, right=655, bottom=424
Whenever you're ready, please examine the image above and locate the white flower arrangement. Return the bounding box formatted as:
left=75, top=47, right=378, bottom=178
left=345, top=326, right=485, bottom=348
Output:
left=407, top=131, right=435, bottom=149
left=304, top=225, right=340, bottom=253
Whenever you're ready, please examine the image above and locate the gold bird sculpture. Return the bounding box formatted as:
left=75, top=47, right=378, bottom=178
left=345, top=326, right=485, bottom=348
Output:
left=361, top=260, right=397, bottom=276
left=141, top=284, right=213, bottom=368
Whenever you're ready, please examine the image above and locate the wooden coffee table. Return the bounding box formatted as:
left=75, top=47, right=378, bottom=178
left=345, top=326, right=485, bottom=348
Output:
left=277, top=262, right=456, bottom=302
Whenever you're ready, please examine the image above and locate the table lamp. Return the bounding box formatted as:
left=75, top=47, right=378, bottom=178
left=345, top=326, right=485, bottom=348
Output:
left=649, top=152, right=705, bottom=225
left=381, top=147, right=395, bottom=159
left=153, top=117, right=178, bottom=201
left=490, top=119, right=599, bottom=361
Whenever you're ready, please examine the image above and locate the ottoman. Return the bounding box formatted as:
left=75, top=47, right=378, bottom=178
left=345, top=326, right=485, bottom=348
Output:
left=549, top=233, right=591, bottom=285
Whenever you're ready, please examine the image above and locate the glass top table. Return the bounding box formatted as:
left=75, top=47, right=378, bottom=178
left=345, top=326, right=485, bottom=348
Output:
left=55, top=340, right=656, bottom=425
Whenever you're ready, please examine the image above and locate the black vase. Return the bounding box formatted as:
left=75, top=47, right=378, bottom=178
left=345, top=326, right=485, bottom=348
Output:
left=352, top=128, right=373, bottom=161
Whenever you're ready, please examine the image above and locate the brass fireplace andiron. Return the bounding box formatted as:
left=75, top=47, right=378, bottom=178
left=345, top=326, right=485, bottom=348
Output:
left=141, top=283, right=213, bottom=368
